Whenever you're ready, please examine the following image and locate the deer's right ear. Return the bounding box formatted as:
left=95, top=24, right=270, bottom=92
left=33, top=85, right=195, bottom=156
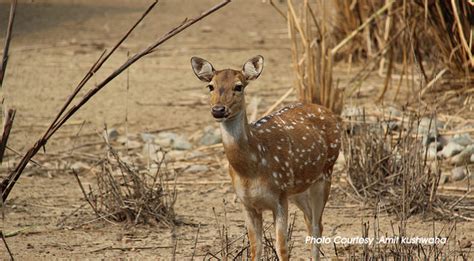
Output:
left=191, top=57, right=215, bottom=82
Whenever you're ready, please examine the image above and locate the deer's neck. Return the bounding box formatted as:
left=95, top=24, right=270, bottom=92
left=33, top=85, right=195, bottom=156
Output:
left=220, top=110, right=256, bottom=177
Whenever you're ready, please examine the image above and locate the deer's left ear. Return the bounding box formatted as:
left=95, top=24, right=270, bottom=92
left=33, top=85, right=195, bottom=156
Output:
left=242, top=55, right=264, bottom=81
left=191, top=57, right=215, bottom=82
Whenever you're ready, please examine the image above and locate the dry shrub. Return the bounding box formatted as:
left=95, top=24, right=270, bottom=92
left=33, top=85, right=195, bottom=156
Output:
left=282, top=0, right=473, bottom=104
left=286, top=0, right=344, bottom=114
left=76, top=139, right=177, bottom=227
left=331, top=0, right=473, bottom=89
left=343, top=114, right=439, bottom=218
left=336, top=207, right=468, bottom=259
left=343, top=111, right=474, bottom=221
left=204, top=202, right=297, bottom=260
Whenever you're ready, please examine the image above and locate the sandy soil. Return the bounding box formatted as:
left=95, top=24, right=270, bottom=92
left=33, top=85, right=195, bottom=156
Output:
left=0, top=0, right=472, bottom=259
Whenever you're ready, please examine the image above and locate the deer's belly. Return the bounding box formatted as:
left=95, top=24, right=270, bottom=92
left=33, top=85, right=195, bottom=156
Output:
left=232, top=175, right=280, bottom=211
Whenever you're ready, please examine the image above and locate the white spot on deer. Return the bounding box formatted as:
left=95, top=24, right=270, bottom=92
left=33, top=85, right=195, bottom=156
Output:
left=277, top=146, right=282, bottom=150
left=273, top=156, right=280, bottom=162
left=261, top=158, right=268, bottom=166
left=274, top=180, right=279, bottom=185
left=272, top=172, right=278, bottom=178
left=258, top=129, right=264, bottom=134
left=266, top=129, right=271, bottom=133
left=284, top=161, right=290, bottom=167
left=302, top=136, right=307, bottom=140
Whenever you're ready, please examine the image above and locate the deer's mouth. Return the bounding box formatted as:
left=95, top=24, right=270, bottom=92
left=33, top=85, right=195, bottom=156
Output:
left=213, top=112, right=230, bottom=122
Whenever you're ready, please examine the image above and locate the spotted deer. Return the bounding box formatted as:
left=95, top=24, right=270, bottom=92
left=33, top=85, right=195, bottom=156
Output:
left=190, top=55, right=341, bottom=260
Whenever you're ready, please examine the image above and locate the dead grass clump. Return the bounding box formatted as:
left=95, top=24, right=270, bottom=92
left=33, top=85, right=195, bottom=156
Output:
left=343, top=114, right=439, bottom=218
left=336, top=207, right=468, bottom=259
left=204, top=202, right=297, bottom=260
left=75, top=139, right=177, bottom=227
left=286, top=0, right=344, bottom=114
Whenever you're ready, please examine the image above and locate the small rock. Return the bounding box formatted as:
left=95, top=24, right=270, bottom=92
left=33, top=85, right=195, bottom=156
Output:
left=70, top=162, right=91, bottom=173
left=140, top=133, right=156, bottom=143
left=172, top=136, right=192, bottom=150
left=450, top=145, right=474, bottom=166
left=199, top=126, right=222, bottom=146
left=157, top=132, right=179, bottom=140
left=155, top=132, right=191, bottom=149
left=185, top=164, right=209, bottom=173
left=126, top=140, right=142, bottom=149
left=155, top=138, right=172, bottom=147
left=186, top=150, right=206, bottom=159
left=419, top=117, right=444, bottom=133
left=440, top=142, right=465, bottom=158
left=451, top=133, right=473, bottom=147
left=106, top=128, right=119, bottom=141
left=166, top=150, right=186, bottom=161
left=451, top=167, right=466, bottom=181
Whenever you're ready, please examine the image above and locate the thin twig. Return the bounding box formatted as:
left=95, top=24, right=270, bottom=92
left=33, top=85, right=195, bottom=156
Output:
left=0, top=0, right=17, bottom=87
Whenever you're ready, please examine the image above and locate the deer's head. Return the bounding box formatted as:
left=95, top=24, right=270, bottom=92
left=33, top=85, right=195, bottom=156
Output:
left=191, top=56, right=264, bottom=122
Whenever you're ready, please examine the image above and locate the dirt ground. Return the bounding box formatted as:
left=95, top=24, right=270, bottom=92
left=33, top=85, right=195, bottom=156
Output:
left=0, top=0, right=473, bottom=259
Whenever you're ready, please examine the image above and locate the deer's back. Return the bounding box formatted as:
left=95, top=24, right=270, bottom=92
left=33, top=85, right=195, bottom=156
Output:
left=248, top=103, right=341, bottom=194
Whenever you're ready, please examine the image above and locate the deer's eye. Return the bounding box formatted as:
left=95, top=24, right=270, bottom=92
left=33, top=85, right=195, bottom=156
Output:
left=234, top=84, right=243, bottom=92
left=207, top=85, right=214, bottom=92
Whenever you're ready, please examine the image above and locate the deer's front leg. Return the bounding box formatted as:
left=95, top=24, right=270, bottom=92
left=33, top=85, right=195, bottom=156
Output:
left=273, top=197, right=289, bottom=261
left=244, top=207, right=262, bottom=261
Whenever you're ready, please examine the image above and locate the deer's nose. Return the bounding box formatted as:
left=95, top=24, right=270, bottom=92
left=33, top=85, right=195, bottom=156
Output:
left=211, top=105, right=227, bottom=118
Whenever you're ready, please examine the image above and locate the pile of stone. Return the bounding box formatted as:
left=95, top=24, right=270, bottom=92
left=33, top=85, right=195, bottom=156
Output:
left=342, top=106, right=474, bottom=184
left=106, top=126, right=222, bottom=175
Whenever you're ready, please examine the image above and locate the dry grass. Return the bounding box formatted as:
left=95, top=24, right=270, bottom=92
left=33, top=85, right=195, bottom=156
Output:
left=286, top=0, right=344, bottom=114
left=343, top=114, right=439, bottom=218
left=280, top=0, right=473, bottom=106
left=342, top=111, right=474, bottom=221
left=335, top=206, right=469, bottom=259
left=204, top=202, right=297, bottom=260
left=75, top=135, right=177, bottom=227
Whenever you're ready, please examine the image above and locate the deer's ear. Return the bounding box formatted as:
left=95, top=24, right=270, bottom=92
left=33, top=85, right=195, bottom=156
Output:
left=191, top=57, right=215, bottom=82
left=242, top=55, right=264, bottom=81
